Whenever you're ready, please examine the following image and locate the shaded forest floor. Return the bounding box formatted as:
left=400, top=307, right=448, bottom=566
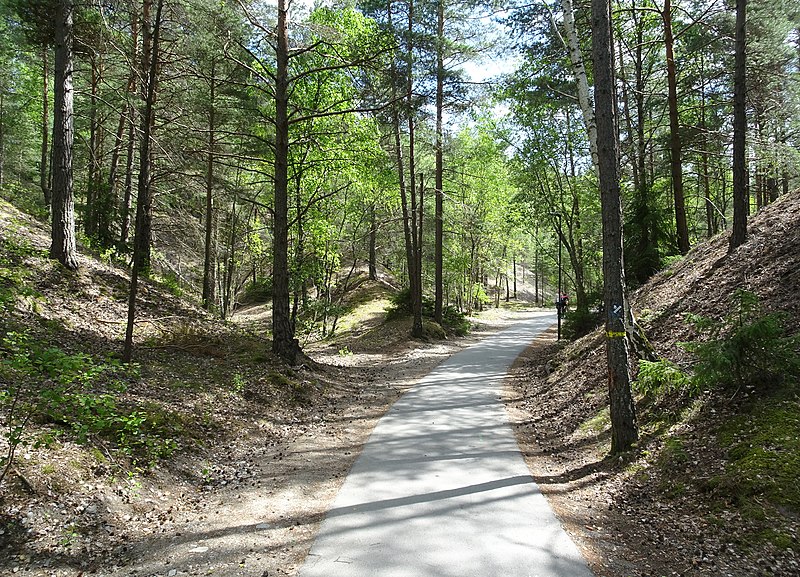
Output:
left=2, top=191, right=800, bottom=577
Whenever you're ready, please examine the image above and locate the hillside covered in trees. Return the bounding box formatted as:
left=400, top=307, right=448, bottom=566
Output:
left=1, top=0, right=799, bottom=574
left=0, top=0, right=797, bottom=355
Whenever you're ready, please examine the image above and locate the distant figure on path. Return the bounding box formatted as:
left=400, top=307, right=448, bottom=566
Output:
left=556, top=292, right=569, bottom=318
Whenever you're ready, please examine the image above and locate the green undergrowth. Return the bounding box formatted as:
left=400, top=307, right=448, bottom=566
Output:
left=634, top=290, right=800, bottom=399
left=311, top=278, right=394, bottom=340
left=0, top=331, right=183, bottom=473
left=578, top=405, right=610, bottom=436
left=624, top=386, right=800, bottom=549
left=386, top=288, right=471, bottom=337
left=1, top=185, right=49, bottom=221
left=628, top=290, right=800, bottom=550
left=0, top=234, right=46, bottom=311
left=0, top=223, right=278, bottom=479
left=0, top=231, right=179, bottom=472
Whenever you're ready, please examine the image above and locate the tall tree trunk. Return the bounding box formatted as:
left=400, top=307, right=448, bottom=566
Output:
left=271, top=0, right=300, bottom=363
left=88, top=55, right=116, bottom=249
left=0, top=92, right=4, bottom=187
left=50, top=0, right=78, bottom=271
left=618, top=38, right=637, bottom=192
left=619, top=9, right=658, bottom=284
left=433, top=0, right=444, bottom=324
left=133, top=0, right=159, bottom=275
left=766, top=171, right=777, bottom=203
left=566, top=116, right=588, bottom=313
left=592, top=0, right=637, bottom=454
left=389, top=0, right=423, bottom=338
left=124, top=0, right=164, bottom=362
left=118, top=15, right=138, bottom=250
left=41, top=48, right=51, bottom=207
left=119, top=112, right=136, bottom=249
left=417, top=171, right=424, bottom=315
left=202, top=59, right=217, bottom=311
left=85, top=53, right=101, bottom=239
left=730, top=0, right=748, bottom=251
left=513, top=255, right=517, bottom=299
left=699, top=54, right=715, bottom=238
left=407, top=0, right=423, bottom=338
left=388, top=19, right=413, bottom=321
left=662, top=0, right=690, bottom=254
left=290, top=168, right=305, bottom=334
left=534, top=223, right=539, bottom=306
left=782, top=170, right=789, bottom=198
left=467, top=239, right=475, bottom=315
left=368, top=201, right=377, bottom=280
left=753, top=112, right=764, bottom=210
left=701, top=147, right=714, bottom=237
left=222, top=194, right=238, bottom=320
left=635, top=14, right=648, bottom=204
left=105, top=102, right=129, bottom=248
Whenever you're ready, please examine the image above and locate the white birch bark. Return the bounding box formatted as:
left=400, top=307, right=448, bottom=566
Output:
left=560, top=0, right=599, bottom=172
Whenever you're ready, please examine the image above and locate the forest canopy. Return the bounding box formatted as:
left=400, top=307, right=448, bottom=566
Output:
left=0, top=0, right=797, bottom=356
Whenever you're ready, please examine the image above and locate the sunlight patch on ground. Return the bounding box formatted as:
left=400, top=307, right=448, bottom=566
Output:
left=334, top=297, right=392, bottom=336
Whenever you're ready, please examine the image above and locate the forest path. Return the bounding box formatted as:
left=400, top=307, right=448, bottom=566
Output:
left=299, top=310, right=593, bottom=577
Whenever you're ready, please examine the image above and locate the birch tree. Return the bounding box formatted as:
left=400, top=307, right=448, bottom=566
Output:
left=560, top=0, right=598, bottom=171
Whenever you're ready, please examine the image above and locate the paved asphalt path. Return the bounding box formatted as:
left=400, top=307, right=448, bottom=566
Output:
left=300, top=310, right=594, bottom=577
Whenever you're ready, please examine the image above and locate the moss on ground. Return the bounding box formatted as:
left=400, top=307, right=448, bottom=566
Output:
left=704, top=386, right=800, bottom=549
left=715, top=392, right=800, bottom=512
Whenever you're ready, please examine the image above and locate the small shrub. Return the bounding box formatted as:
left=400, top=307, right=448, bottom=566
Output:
left=386, top=289, right=470, bottom=335
left=440, top=305, right=470, bottom=336
left=241, top=277, right=273, bottom=303
left=385, top=288, right=415, bottom=320
left=98, top=245, right=123, bottom=266
left=422, top=320, right=446, bottom=340
left=231, top=372, right=247, bottom=393
left=633, top=358, right=693, bottom=396
left=157, top=272, right=183, bottom=297
left=681, top=289, right=800, bottom=391
left=563, top=307, right=602, bottom=340
left=661, top=254, right=684, bottom=270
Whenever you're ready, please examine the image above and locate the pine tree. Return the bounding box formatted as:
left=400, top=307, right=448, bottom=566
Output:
left=50, top=0, right=78, bottom=271
left=592, top=0, right=638, bottom=453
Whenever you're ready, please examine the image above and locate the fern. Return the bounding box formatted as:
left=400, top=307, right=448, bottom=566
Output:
left=634, top=358, right=692, bottom=396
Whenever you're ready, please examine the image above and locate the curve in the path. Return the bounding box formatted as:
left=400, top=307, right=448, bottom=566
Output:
left=300, top=310, right=594, bottom=577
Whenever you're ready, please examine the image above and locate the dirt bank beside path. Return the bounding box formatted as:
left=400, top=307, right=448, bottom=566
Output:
left=506, top=328, right=798, bottom=577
